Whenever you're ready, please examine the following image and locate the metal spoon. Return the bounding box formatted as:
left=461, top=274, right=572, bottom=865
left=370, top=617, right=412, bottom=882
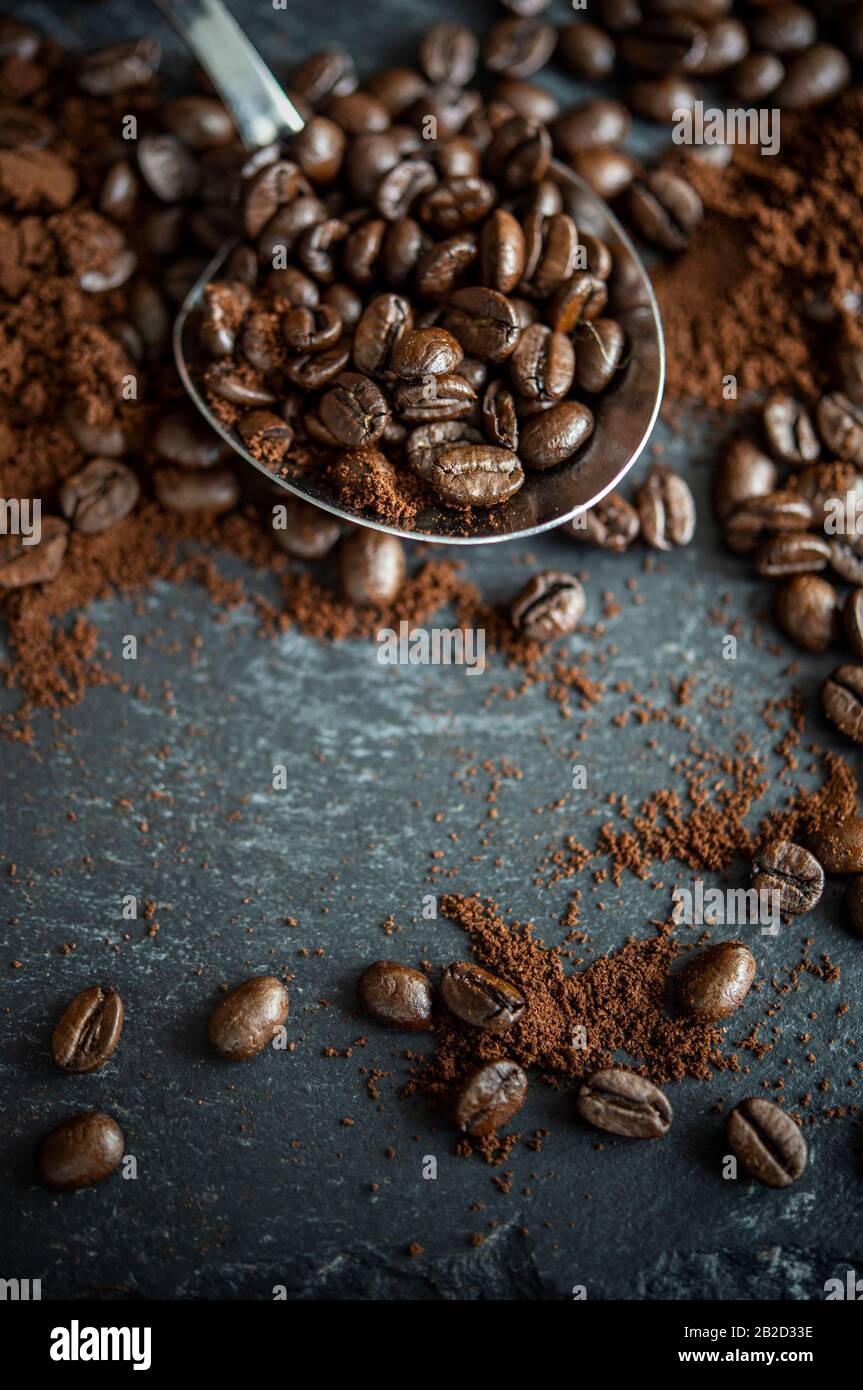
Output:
left=156, top=0, right=665, bottom=545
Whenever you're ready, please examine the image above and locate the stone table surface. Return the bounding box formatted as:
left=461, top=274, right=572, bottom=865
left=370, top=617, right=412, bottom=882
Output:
left=1, top=0, right=862, bottom=1301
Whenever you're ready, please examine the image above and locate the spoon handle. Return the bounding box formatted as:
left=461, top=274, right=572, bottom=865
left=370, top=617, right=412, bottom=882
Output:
left=152, top=0, right=305, bottom=149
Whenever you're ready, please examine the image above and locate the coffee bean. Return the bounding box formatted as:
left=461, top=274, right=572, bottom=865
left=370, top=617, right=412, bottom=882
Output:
left=390, top=327, right=464, bottom=378
left=492, top=78, right=559, bottom=125
left=375, top=157, right=438, bottom=220
left=561, top=491, right=640, bottom=551
left=319, top=371, right=390, bottom=446
left=576, top=1068, right=672, bottom=1139
left=484, top=17, right=558, bottom=78
left=844, top=590, right=863, bottom=659
left=77, top=39, right=160, bottom=95
left=443, top=286, right=521, bottom=361
left=395, top=373, right=476, bottom=423
left=454, top=1059, right=528, bottom=1136
left=627, top=76, right=698, bottom=123
left=440, top=961, right=526, bottom=1032
left=628, top=169, right=702, bottom=252
left=0, top=516, right=68, bottom=590
left=339, top=528, right=405, bottom=604
left=429, top=444, right=524, bottom=507
left=763, top=390, right=820, bottom=466
left=751, top=839, right=824, bottom=915
left=843, top=877, right=863, bottom=936
left=414, top=232, right=476, bottom=296
left=358, top=960, right=433, bottom=1030
left=821, top=666, right=863, bottom=746
left=154, top=408, right=228, bottom=468
left=208, top=975, right=289, bottom=1061
left=569, top=147, right=640, bottom=202
left=161, top=96, right=235, bottom=149
left=292, top=48, right=357, bottom=106
left=36, top=1111, right=125, bottom=1191
left=775, top=573, right=839, bottom=652
left=748, top=4, right=816, bottom=54
left=482, top=380, right=519, bottom=451
left=419, top=24, right=478, bottom=87
left=273, top=498, right=341, bottom=559
left=352, top=292, right=413, bottom=375
left=521, top=210, right=580, bottom=298
left=619, top=17, right=708, bottom=73
left=676, top=941, right=756, bottom=1021
left=724, top=490, right=813, bottom=553
left=548, top=273, right=608, bottom=333
left=775, top=43, right=850, bottom=109
left=726, top=1097, right=807, bottom=1187
left=754, top=533, right=831, bottom=578
left=558, top=23, right=617, bottom=80
left=804, top=816, right=863, bottom=873
left=238, top=409, right=293, bottom=464
left=154, top=467, right=239, bottom=515
left=551, top=100, right=630, bottom=156
left=817, top=392, right=863, bottom=465
left=519, top=401, right=594, bottom=470
left=575, top=318, right=626, bottom=394
left=485, top=115, right=552, bottom=191
left=137, top=134, right=198, bottom=203
left=691, top=17, right=749, bottom=76
left=59, top=458, right=139, bottom=535
left=510, top=323, right=575, bottom=401
left=51, top=986, right=124, bottom=1073
left=511, top=570, right=585, bottom=640
left=714, top=439, right=778, bottom=520
left=731, top=52, right=785, bottom=103
left=636, top=465, right=695, bottom=549
left=828, top=538, right=863, bottom=588
left=478, top=209, right=526, bottom=294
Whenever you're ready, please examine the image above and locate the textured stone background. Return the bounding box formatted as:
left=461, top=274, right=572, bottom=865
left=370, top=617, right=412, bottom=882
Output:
left=1, top=0, right=861, bottom=1301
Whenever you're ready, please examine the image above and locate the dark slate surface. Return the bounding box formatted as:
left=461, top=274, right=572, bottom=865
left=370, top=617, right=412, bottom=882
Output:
left=1, top=0, right=861, bottom=1301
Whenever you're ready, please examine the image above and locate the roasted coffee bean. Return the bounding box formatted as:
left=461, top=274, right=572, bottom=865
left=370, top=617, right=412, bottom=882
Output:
left=380, top=218, right=424, bottom=285
left=482, top=380, right=519, bottom=451
left=238, top=410, right=293, bottom=463
left=724, top=491, right=812, bottom=552
left=844, top=877, right=863, bottom=936
left=492, top=78, right=559, bottom=125
left=298, top=216, right=350, bottom=282
left=561, top=491, right=640, bottom=551
left=291, top=47, right=357, bottom=106
left=548, top=273, right=608, bottom=333
left=424, top=443, right=523, bottom=507
left=76, top=218, right=137, bottom=294
left=523, top=178, right=563, bottom=218
left=828, top=539, right=863, bottom=588
left=339, top=528, right=405, bottom=604
left=805, top=814, right=863, bottom=873
left=484, top=17, right=558, bottom=77
left=454, top=1059, right=528, bottom=1136
left=358, top=960, right=433, bottom=1030
left=130, top=278, right=171, bottom=356
left=331, top=442, right=399, bottom=492
left=161, top=95, right=235, bottom=149
left=443, top=286, right=521, bottom=361
left=726, top=1098, right=807, bottom=1187
left=51, top=986, right=124, bottom=1074
left=59, top=458, right=139, bottom=536
left=390, top=326, right=464, bottom=378
left=415, top=233, right=478, bottom=297
left=751, top=839, right=825, bottom=915
left=0, top=517, right=68, bottom=590
left=326, top=91, right=390, bottom=136
left=63, top=401, right=125, bottom=458
left=208, top=975, right=289, bottom=1061
left=775, top=573, right=840, bottom=652
left=838, top=340, right=863, bottom=406
left=820, top=667, right=863, bottom=747
left=364, top=67, right=428, bottom=117
left=291, top=116, right=346, bottom=185
left=404, top=84, right=481, bottom=140
left=628, top=169, right=702, bottom=252
left=440, top=961, right=526, bottom=1032
left=521, top=211, right=579, bottom=298
left=267, top=264, right=320, bottom=308
left=154, top=467, right=239, bottom=516
left=319, top=372, right=390, bottom=446
left=844, top=590, right=863, bottom=659
left=575, top=318, right=625, bottom=394
left=763, top=390, right=820, bottom=466
left=99, top=160, right=138, bottom=220
left=395, top=373, right=476, bottom=423
left=418, top=177, right=496, bottom=234
left=457, top=357, right=489, bottom=392
left=353, top=292, right=413, bottom=375
left=485, top=115, right=552, bottom=191
left=714, top=439, right=778, bottom=520
left=551, top=100, right=630, bottom=156
left=691, top=17, right=749, bottom=76
left=283, top=303, right=342, bottom=352
left=817, top=392, right=863, bottom=465
left=375, top=157, right=438, bottom=220
left=510, top=323, right=574, bottom=401
left=558, top=22, right=617, bottom=79
left=636, top=465, right=695, bottom=549
left=36, top=1111, right=125, bottom=1191
left=341, top=216, right=386, bottom=284
left=627, top=75, right=697, bottom=123
left=154, top=409, right=227, bottom=468
left=594, top=0, right=642, bottom=29
left=432, top=135, right=482, bottom=180
left=619, top=17, right=708, bottom=73
left=419, top=23, right=478, bottom=86
left=748, top=4, right=816, bottom=54
left=775, top=43, right=850, bottom=109
left=77, top=39, right=160, bottom=95
left=519, top=401, right=594, bottom=470
left=257, top=196, right=328, bottom=264
left=244, top=160, right=304, bottom=239
left=569, top=147, right=640, bottom=202
left=731, top=52, right=785, bottom=103
left=137, top=133, right=197, bottom=203
left=273, top=497, right=341, bottom=559
left=754, top=533, right=830, bottom=578
left=511, top=570, right=585, bottom=640
left=676, top=941, right=756, bottom=1021
left=580, top=233, right=613, bottom=281
left=576, top=1068, right=672, bottom=1139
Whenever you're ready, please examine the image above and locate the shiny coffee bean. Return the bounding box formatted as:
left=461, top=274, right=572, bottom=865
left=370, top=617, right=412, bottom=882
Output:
left=561, top=491, right=640, bottom=551
left=569, top=147, right=640, bottom=202
left=731, top=52, right=785, bottom=103
left=358, top=960, right=433, bottom=1030
left=619, top=17, right=708, bottom=73
left=748, top=4, right=816, bottom=54
left=750, top=839, right=824, bottom=914
left=291, top=47, right=357, bottom=106
left=59, top=458, right=139, bottom=535
left=817, top=392, right=863, bottom=466
left=511, top=570, right=585, bottom=640
left=723, top=490, right=812, bottom=552
left=484, top=17, right=558, bottom=78
left=77, top=39, right=161, bottom=96
left=510, top=323, right=575, bottom=401
left=676, top=941, right=756, bottom=1021
left=775, top=573, right=840, bottom=652
left=636, top=465, right=695, bottom=549
left=36, top=1111, right=125, bottom=1191
left=243, top=160, right=304, bottom=239
left=519, top=401, right=594, bottom=470
left=440, top=961, right=526, bottom=1032
left=754, top=533, right=830, bottom=578
left=485, top=115, right=552, bottom=191
left=137, top=133, right=198, bottom=203
left=415, top=232, right=478, bottom=297
left=521, top=211, right=580, bottom=298
left=548, top=273, right=608, bottom=333
left=820, top=667, right=863, bottom=747
left=283, top=303, right=342, bottom=352
left=161, top=95, right=235, bottom=149
left=273, top=497, right=341, bottom=559
left=714, top=439, right=778, bottom=520
left=339, top=528, right=405, bottom=604
left=326, top=91, right=390, bottom=136
left=628, top=169, right=702, bottom=251
left=575, top=318, right=625, bottom=394
left=428, top=444, right=524, bottom=507
left=394, top=373, right=476, bottom=422
left=558, top=23, right=617, bottom=79
left=390, top=326, right=464, bottom=378
left=454, top=1059, right=528, bottom=1136
left=576, top=1068, right=672, bottom=1139
left=492, top=78, right=559, bottom=125
left=375, top=157, right=438, bottom=220
left=154, top=467, right=239, bottom=516
left=154, top=409, right=227, bottom=468
left=0, top=517, right=68, bottom=590
left=319, top=372, right=389, bottom=446
left=775, top=43, right=850, bottom=109
left=551, top=100, right=630, bottom=156
left=418, top=177, right=496, bottom=234
left=51, top=986, right=124, bottom=1074
left=691, top=17, right=749, bottom=76
left=353, top=292, right=413, bottom=375
left=418, top=23, right=478, bottom=86
left=827, top=539, right=863, bottom=588
left=482, top=379, right=519, bottom=451
left=726, top=1098, right=807, bottom=1188
left=443, top=286, right=522, bottom=361
left=763, top=390, right=819, bottom=466
left=237, top=410, right=293, bottom=464
left=628, top=75, right=698, bottom=123
left=844, top=590, right=863, bottom=659
left=208, top=975, right=289, bottom=1061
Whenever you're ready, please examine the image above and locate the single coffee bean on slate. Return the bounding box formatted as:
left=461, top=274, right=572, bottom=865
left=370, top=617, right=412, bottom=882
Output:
left=712, top=440, right=781, bottom=518
left=754, top=533, right=831, bottom=578
left=821, top=666, right=863, bottom=746
left=763, top=390, right=820, bottom=466
left=208, top=975, right=289, bottom=1061
left=575, top=318, right=625, bottom=394
left=726, top=1097, right=807, bottom=1187
left=519, top=401, right=594, bottom=470
left=750, top=839, right=825, bottom=915
left=51, top=986, right=125, bottom=1074
left=273, top=498, right=341, bottom=559
left=844, top=590, right=863, bottom=659
left=723, top=490, right=812, bottom=553
left=775, top=573, right=840, bottom=652
left=636, top=465, right=695, bottom=549
left=561, top=491, right=640, bottom=552
left=339, top=528, right=405, bottom=605
left=358, top=960, right=433, bottom=1030
left=804, top=814, right=863, bottom=873
left=389, top=326, right=463, bottom=377
left=59, top=458, right=139, bottom=535
left=816, top=391, right=863, bottom=465
left=440, top=961, right=526, bottom=1033
left=628, top=169, right=702, bottom=252
left=36, top=1110, right=125, bottom=1191
left=0, top=516, right=68, bottom=590
left=676, top=941, right=756, bottom=1021
left=576, top=1068, right=672, bottom=1140
left=154, top=467, right=239, bottom=516
left=454, top=1059, right=528, bottom=1136
left=774, top=43, right=850, bottom=109
left=843, top=877, right=863, bottom=936
left=511, top=570, right=585, bottom=641
left=154, top=408, right=229, bottom=468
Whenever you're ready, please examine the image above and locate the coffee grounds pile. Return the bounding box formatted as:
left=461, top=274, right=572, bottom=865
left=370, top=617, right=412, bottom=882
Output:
left=654, top=91, right=863, bottom=406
